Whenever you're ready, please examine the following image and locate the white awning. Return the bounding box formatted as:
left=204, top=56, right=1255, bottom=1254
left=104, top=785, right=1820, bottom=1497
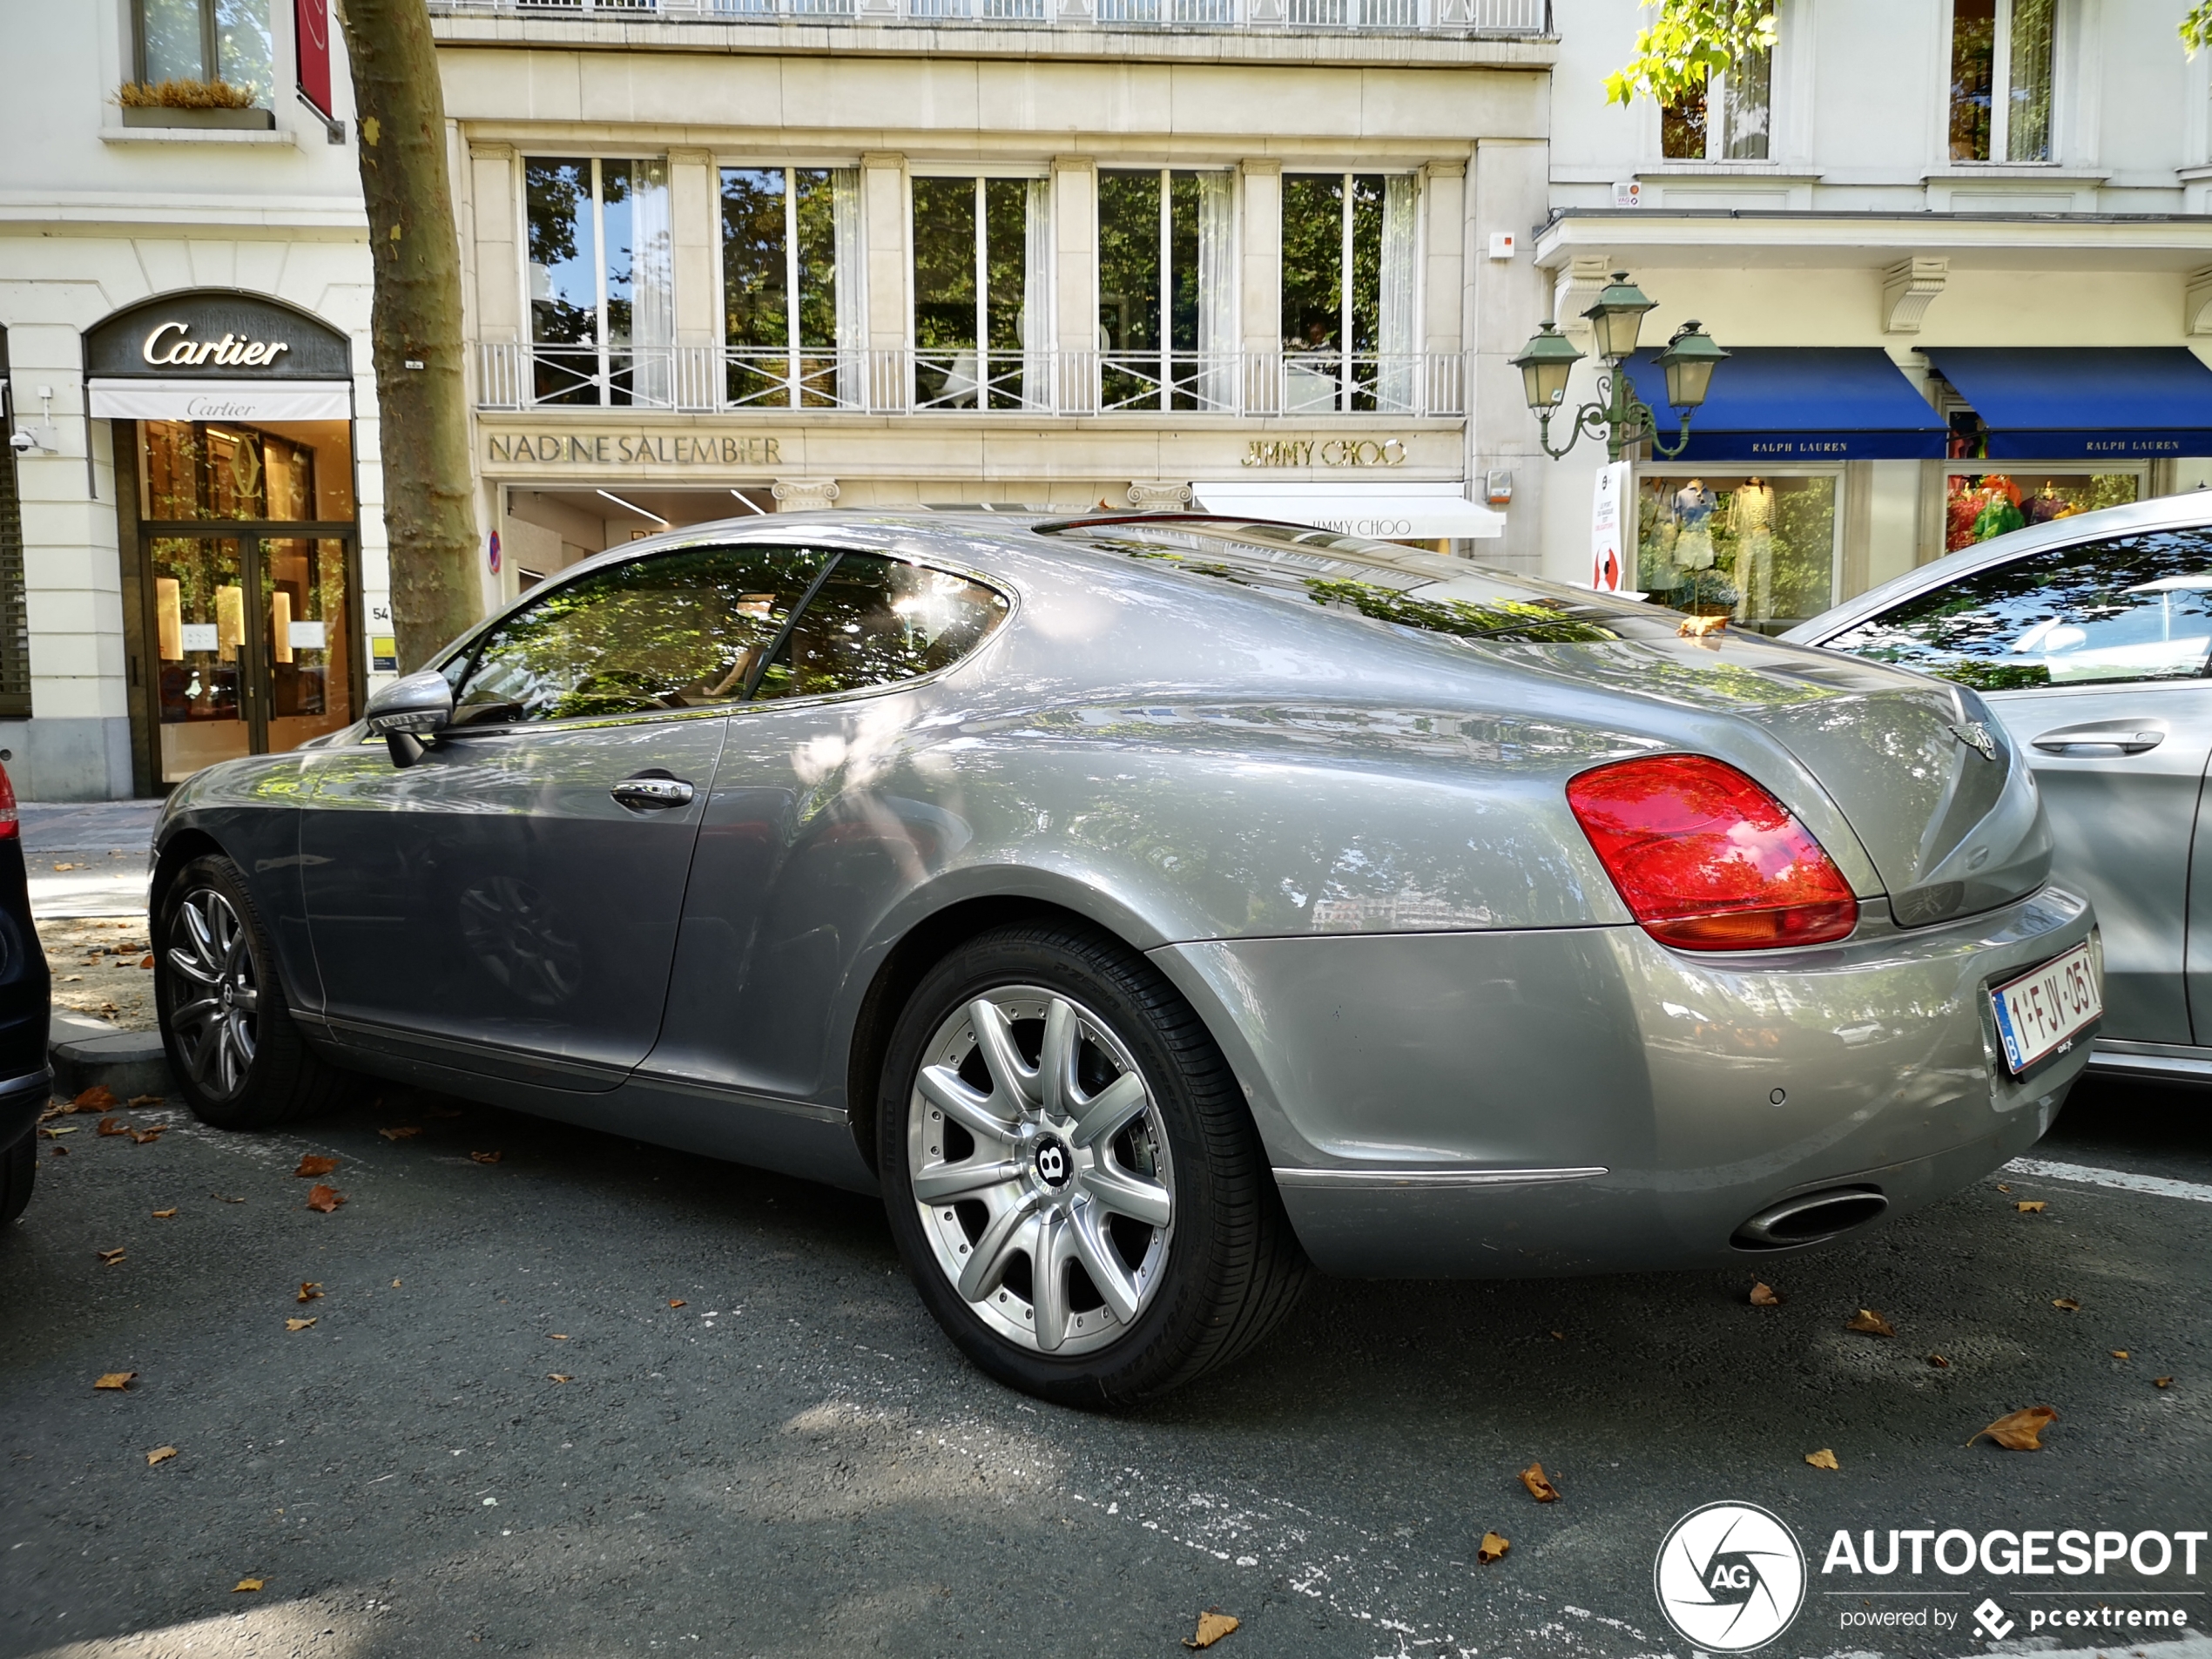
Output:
left=1191, top=481, right=1506, bottom=540
left=86, top=378, right=353, bottom=422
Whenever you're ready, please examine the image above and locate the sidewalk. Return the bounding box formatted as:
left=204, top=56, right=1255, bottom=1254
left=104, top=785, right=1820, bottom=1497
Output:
left=19, top=798, right=160, bottom=920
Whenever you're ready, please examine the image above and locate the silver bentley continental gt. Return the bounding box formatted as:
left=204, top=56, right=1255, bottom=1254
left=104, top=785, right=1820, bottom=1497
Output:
left=149, top=512, right=2100, bottom=1405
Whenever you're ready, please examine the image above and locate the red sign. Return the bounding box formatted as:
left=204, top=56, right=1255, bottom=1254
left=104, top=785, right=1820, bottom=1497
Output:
left=295, top=0, right=333, bottom=121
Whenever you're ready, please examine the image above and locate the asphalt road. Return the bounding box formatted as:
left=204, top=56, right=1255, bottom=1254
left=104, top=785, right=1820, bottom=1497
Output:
left=3, top=1069, right=2209, bottom=1659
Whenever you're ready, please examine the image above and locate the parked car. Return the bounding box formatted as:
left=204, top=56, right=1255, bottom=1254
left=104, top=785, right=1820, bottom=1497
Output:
left=151, top=513, right=2094, bottom=1404
left=0, top=758, right=51, bottom=1227
left=1787, top=492, right=2212, bottom=1086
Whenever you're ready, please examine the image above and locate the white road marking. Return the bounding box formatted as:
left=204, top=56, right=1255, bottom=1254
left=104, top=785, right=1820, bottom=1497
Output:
left=2006, top=1157, right=2212, bottom=1204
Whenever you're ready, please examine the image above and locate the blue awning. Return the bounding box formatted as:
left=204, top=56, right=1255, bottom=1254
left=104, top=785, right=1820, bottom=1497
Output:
left=1922, top=347, right=2212, bottom=462
left=1618, top=347, right=1948, bottom=462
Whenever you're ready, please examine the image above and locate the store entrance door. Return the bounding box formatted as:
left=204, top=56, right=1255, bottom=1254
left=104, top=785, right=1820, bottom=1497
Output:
left=146, top=532, right=356, bottom=784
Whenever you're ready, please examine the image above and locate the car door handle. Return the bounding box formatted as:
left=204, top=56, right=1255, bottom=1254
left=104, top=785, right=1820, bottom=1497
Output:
left=2030, top=725, right=2164, bottom=756
left=610, top=776, right=696, bottom=811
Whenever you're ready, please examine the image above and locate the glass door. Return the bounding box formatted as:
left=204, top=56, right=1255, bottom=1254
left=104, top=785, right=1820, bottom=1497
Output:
left=151, top=534, right=252, bottom=781
left=260, top=536, right=353, bottom=753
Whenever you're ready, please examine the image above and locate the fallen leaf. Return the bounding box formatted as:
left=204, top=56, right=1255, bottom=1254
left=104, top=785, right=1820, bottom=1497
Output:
left=97, top=1115, right=129, bottom=1137
left=668, top=1299, right=686, bottom=1308
left=233, top=1578, right=264, bottom=1593
left=2053, top=1298, right=2081, bottom=1312
left=304, top=1184, right=345, bottom=1214
left=548, top=1333, right=570, bottom=1341
left=2156, top=1376, right=2175, bottom=1388
left=51, top=861, right=73, bottom=871
left=1805, top=1448, right=1839, bottom=1470
left=50, top=1143, right=67, bottom=1157
left=286, top=1317, right=317, bottom=1332
left=72, top=1085, right=118, bottom=1112
left=1846, top=1308, right=1896, bottom=1338
left=1750, top=1282, right=1782, bottom=1306
left=1549, top=1330, right=1564, bottom=1340
left=297, top=1282, right=322, bottom=1304
left=146, top=1446, right=177, bottom=1466
left=152, top=1208, right=176, bottom=1218
left=1928, top=1353, right=1952, bottom=1368
left=470, top=1150, right=502, bottom=1164
left=129, top=1126, right=165, bottom=1145
left=129, top=1094, right=165, bottom=1108
left=2113, top=1349, right=2130, bottom=1359
left=293, top=1155, right=338, bottom=1178
left=1184, top=1610, right=1239, bottom=1649
left=1996, top=1183, right=2012, bottom=1192
left=391, top=1278, right=402, bottom=1289
left=1969, top=1405, right=2058, bottom=1451
left=212, top=1192, right=245, bottom=1204
left=2016, top=1200, right=2047, bottom=1213
left=97, top=1247, right=125, bottom=1265
left=1519, top=1461, right=1560, bottom=1502
left=38, top=1124, right=76, bottom=1138
left=1477, top=1531, right=1510, bottom=1565
left=428, top=1105, right=462, bottom=1119
left=378, top=1125, right=421, bottom=1142
left=57, top=974, right=79, bottom=982
left=94, top=1372, right=135, bottom=1390
left=138, top=955, right=154, bottom=969
left=1677, top=613, right=1727, bottom=638
left=549, top=1373, right=571, bottom=1384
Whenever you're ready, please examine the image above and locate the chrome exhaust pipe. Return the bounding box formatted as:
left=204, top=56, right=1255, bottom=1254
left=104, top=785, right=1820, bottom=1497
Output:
left=1732, top=1185, right=1889, bottom=1250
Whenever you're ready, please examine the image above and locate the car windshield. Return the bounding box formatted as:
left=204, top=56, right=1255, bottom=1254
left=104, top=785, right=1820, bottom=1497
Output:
left=1035, top=517, right=1637, bottom=645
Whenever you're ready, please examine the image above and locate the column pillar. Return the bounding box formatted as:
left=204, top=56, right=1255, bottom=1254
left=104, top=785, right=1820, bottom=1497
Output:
left=860, top=151, right=909, bottom=411
left=1238, top=159, right=1282, bottom=415
left=1468, top=138, right=1552, bottom=579
left=1051, top=155, right=1097, bottom=413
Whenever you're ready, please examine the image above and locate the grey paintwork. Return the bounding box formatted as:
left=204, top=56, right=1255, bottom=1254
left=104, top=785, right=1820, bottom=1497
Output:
left=1786, top=492, right=2212, bottom=1086
left=153, top=513, right=2094, bottom=1277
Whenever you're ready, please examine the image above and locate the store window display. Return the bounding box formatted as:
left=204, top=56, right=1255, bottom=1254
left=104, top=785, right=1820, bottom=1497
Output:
left=1636, top=472, right=1835, bottom=631
left=1944, top=472, right=2139, bottom=552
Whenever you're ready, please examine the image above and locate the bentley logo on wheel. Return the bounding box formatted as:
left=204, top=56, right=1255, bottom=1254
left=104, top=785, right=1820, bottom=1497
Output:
left=1034, top=1137, right=1069, bottom=1188
left=1652, top=1501, right=1805, bottom=1653
left=1949, top=720, right=2000, bottom=760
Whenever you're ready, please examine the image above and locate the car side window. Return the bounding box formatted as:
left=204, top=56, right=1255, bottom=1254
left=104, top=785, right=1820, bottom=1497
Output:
left=1825, top=529, right=2212, bottom=691
left=452, top=543, right=833, bottom=725
left=752, top=553, right=1008, bottom=702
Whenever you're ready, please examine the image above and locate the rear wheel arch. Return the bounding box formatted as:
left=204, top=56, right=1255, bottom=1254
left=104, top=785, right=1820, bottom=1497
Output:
left=151, top=828, right=225, bottom=919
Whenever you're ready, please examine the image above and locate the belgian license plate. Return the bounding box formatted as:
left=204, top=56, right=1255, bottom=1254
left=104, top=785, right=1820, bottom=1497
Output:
left=1990, top=941, right=2102, bottom=1076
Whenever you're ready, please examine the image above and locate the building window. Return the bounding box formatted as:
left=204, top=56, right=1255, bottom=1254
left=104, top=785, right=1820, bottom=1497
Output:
left=0, top=332, right=30, bottom=719
left=1661, top=41, right=1772, bottom=159
left=1950, top=0, right=2056, bottom=162
left=525, top=157, right=674, bottom=408
left=133, top=0, right=273, bottom=105
left=1097, top=170, right=1236, bottom=412
left=910, top=176, right=1049, bottom=412
left=720, top=167, right=862, bottom=410
left=1636, top=472, right=1838, bottom=632
left=1279, top=172, right=1420, bottom=413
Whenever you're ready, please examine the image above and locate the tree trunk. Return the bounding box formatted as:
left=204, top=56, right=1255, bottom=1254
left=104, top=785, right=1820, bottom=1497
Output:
left=337, top=0, right=481, bottom=671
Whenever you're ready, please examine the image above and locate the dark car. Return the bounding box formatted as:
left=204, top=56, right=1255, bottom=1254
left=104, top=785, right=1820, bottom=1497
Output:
left=0, top=759, right=52, bottom=1225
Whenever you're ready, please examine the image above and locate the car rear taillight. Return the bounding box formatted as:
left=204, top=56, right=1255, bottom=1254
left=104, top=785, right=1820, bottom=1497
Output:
left=0, top=759, right=19, bottom=840
left=1566, top=754, right=1858, bottom=951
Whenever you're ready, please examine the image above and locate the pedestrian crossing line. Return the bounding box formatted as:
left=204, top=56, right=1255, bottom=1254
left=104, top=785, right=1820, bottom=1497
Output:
left=2005, top=1156, right=2212, bottom=1204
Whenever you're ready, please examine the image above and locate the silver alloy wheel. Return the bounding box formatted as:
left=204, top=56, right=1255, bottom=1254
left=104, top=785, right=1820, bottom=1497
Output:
left=907, top=986, right=1176, bottom=1356
left=165, top=887, right=260, bottom=1103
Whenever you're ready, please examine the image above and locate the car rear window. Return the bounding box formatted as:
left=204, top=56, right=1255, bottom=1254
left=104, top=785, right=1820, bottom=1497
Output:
left=1035, top=517, right=1641, bottom=645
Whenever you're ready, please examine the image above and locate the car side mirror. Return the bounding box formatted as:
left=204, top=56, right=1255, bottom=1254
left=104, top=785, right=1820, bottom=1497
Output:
left=363, top=668, right=454, bottom=767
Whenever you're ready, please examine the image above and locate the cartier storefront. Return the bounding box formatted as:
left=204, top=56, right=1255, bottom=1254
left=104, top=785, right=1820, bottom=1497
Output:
left=87, top=293, right=364, bottom=786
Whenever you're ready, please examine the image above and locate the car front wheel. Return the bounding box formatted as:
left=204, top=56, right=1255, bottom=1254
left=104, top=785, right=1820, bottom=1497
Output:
left=880, top=922, right=1308, bottom=1406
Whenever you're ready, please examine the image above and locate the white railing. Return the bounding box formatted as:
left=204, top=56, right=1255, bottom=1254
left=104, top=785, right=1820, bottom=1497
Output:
left=428, top=0, right=1548, bottom=31
left=476, top=341, right=1468, bottom=415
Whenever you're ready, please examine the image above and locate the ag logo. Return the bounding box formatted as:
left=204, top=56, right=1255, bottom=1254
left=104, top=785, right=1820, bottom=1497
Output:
left=1653, top=1501, right=1806, bottom=1652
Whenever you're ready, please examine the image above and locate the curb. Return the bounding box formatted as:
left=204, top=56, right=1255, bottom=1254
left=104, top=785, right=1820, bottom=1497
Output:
left=48, top=1012, right=171, bottom=1102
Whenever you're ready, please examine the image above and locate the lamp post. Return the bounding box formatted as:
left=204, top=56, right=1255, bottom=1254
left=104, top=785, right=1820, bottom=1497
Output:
left=1510, top=271, right=1729, bottom=462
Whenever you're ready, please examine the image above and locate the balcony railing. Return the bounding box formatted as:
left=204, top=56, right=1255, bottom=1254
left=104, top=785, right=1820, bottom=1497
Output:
left=428, top=0, right=1548, bottom=32
left=475, top=342, right=1467, bottom=416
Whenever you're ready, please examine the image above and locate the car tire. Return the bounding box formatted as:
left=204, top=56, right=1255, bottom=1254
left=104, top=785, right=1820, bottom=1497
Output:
left=155, top=853, right=355, bottom=1131
left=0, top=1129, right=32, bottom=1226
left=880, top=921, right=1310, bottom=1406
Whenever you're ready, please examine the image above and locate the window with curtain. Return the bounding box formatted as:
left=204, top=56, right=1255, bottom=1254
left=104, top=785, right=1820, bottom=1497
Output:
left=133, top=0, right=273, bottom=105
left=1661, top=35, right=1772, bottom=160
left=1950, top=0, right=2056, bottom=162
left=911, top=176, right=1050, bottom=412
left=721, top=167, right=862, bottom=410
left=1097, top=170, right=1236, bottom=413
left=525, top=157, right=674, bottom=408
left=1279, top=172, right=1420, bottom=415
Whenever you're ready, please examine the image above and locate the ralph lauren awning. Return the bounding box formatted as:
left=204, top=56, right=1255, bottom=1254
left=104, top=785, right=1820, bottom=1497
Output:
left=1922, top=347, right=2212, bottom=461
left=1618, top=347, right=1948, bottom=462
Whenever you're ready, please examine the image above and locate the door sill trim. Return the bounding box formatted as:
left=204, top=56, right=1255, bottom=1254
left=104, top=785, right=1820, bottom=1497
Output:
left=2087, top=1038, right=2212, bottom=1082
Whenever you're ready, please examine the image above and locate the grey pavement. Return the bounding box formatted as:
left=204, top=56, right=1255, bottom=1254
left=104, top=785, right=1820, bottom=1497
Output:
left=17, top=800, right=160, bottom=920
left=3, top=1068, right=2208, bottom=1657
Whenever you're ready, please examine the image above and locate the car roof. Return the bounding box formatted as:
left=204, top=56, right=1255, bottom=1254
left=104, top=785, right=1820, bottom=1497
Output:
left=1784, top=489, right=2212, bottom=645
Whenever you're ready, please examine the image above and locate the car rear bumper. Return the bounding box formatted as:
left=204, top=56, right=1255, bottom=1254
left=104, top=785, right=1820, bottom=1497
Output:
left=1152, top=885, right=2094, bottom=1278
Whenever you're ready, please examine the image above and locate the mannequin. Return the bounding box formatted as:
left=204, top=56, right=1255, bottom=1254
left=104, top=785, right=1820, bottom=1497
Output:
left=2026, top=480, right=2067, bottom=525
left=1730, top=476, right=1777, bottom=619
left=1671, top=479, right=1717, bottom=572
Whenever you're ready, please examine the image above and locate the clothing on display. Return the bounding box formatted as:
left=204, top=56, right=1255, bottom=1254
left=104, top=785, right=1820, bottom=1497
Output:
left=1671, top=480, right=1717, bottom=571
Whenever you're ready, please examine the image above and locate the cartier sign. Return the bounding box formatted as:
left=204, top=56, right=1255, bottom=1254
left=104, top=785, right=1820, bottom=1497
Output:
left=141, top=321, right=291, bottom=369
left=85, top=291, right=351, bottom=381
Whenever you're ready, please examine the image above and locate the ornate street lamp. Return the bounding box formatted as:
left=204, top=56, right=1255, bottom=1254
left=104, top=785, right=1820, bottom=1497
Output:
left=1510, top=270, right=1729, bottom=462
